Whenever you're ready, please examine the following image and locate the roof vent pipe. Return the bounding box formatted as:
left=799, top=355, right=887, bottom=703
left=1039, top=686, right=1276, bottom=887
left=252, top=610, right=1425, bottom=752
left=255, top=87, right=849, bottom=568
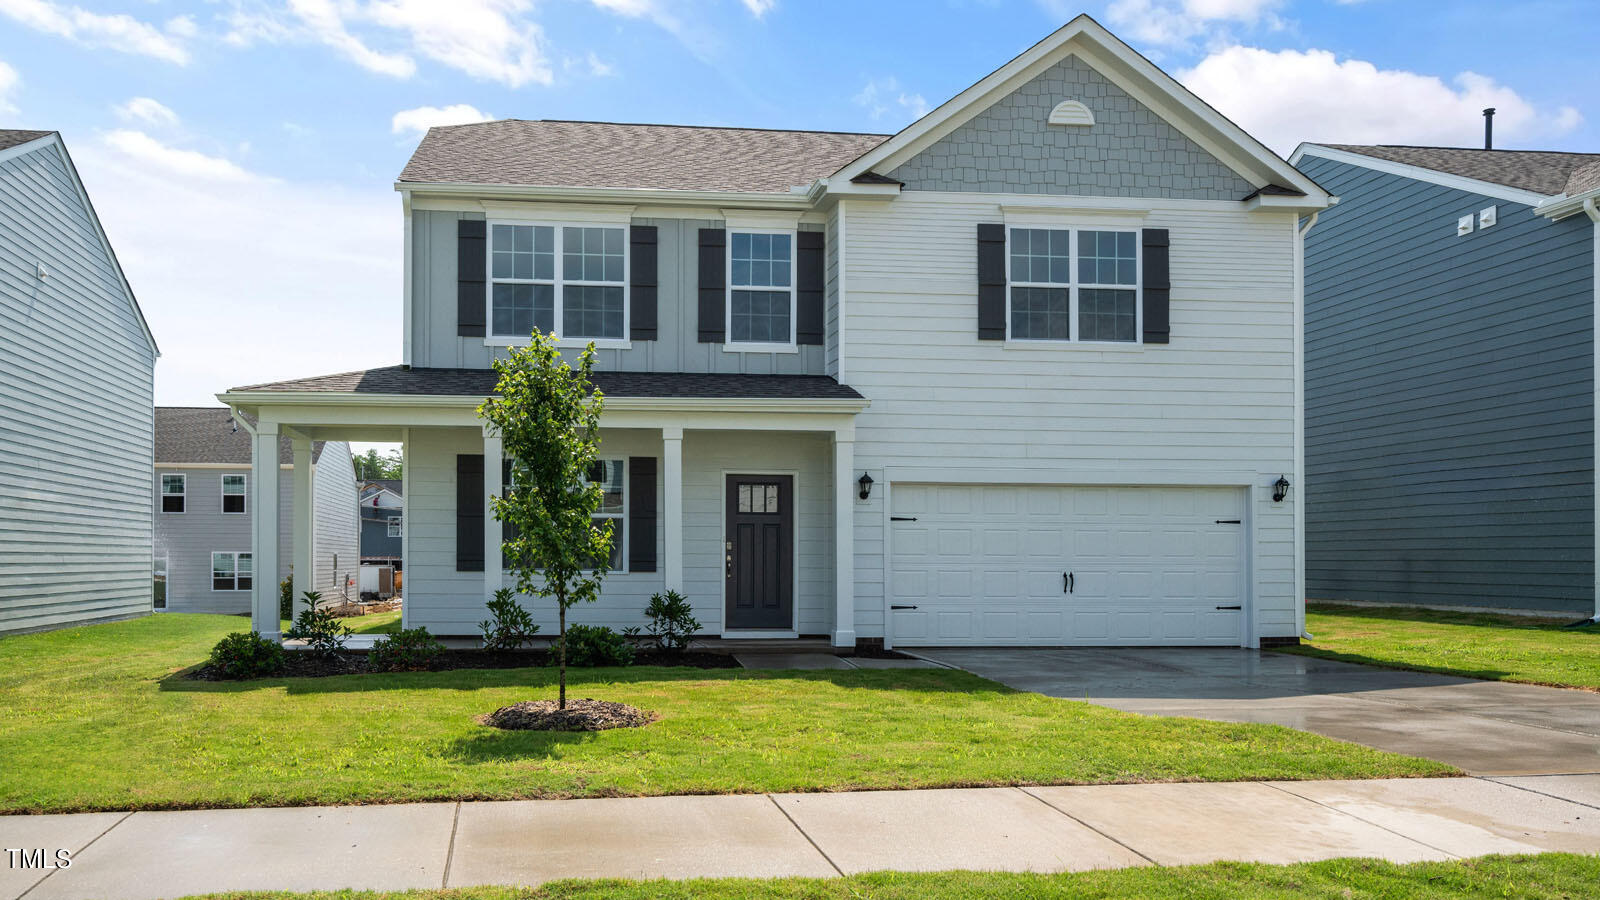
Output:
left=1483, top=107, right=1495, bottom=150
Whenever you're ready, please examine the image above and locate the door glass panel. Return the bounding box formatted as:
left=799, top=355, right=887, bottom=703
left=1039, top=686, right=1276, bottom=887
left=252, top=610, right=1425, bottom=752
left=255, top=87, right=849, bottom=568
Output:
left=738, top=483, right=780, bottom=514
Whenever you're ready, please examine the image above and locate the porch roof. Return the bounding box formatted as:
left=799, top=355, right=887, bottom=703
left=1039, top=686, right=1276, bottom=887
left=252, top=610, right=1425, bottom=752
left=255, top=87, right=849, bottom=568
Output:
left=229, top=366, right=865, bottom=401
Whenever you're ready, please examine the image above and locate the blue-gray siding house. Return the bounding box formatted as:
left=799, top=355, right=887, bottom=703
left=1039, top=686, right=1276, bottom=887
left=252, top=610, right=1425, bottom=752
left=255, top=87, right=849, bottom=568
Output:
left=0, top=130, right=160, bottom=635
left=1293, top=143, right=1600, bottom=616
left=358, top=480, right=402, bottom=565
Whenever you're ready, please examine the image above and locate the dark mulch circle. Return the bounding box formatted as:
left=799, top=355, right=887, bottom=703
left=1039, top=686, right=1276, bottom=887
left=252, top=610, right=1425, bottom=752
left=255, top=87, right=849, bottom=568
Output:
left=479, top=699, right=658, bottom=732
left=186, top=647, right=741, bottom=681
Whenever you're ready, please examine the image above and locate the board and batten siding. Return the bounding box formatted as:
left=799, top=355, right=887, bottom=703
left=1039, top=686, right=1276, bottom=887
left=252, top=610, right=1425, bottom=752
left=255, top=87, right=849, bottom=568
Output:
left=0, top=137, right=157, bottom=634
left=837, top=191, right=1301, bottom=641
left=1298, top=155, right=1595, bottom=614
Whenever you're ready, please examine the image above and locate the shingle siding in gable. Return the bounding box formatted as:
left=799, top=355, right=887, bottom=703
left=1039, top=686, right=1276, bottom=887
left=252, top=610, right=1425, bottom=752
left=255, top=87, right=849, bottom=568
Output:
left=0, top=140, right=156, bottom=635
left=1299, top=155, right=1596, bottom=614
left=887, top=55, right=1255, bottom=200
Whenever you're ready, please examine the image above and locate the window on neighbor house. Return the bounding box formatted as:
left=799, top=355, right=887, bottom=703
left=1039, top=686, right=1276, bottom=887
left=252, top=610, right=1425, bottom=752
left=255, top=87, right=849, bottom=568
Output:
left=587, top=459, right=626, bottom=571
left=161, top=474, right=186, bottom=513
left=489, top=223, right=626, bottom=341
left=387, top=516, right=403, bottom=538
left=728, top=230, right=795, bottom=346
left=1008, top=228, right=1139, bottom=343
left=211, top=551, right=253, bottom=591
left=153, top=556, right=167, bottom=610
left=221, top=474, right=246, bottom=514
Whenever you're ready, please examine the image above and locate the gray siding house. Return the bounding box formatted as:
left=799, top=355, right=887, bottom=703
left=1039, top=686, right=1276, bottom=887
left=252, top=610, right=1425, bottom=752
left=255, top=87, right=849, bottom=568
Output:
left=0, top=130, right=159, bottom=635
left=1293, top=143, right=1600, bottom=616
left=154, top=408, right=360, bottom=614
left=358, top=480, right=403, bottom=565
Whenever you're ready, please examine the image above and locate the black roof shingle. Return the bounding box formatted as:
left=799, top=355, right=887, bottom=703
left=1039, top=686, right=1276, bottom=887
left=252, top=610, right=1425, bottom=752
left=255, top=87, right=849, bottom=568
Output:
left=1321, top=144, right=1600, bottom=197
left=229, top=366, right=864, bottom=401
left=156, top=407, right=328, bottom=465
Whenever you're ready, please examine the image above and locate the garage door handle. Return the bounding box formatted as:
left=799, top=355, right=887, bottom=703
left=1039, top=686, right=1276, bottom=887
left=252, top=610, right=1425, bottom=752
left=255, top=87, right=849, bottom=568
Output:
left=891, top=516, right=918, bottom=522
left=1063, top=572, right=1074, bottom=594
left=891, top=605, right=918, bottom=610
left=1215, top=519, right=1241, bottom=525
left=1215, top=605, right=1241, bottom=610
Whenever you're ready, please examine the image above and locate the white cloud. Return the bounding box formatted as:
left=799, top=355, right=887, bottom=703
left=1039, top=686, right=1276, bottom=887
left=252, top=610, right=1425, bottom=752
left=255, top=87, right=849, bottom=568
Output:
left=115, top=97, right=180, bottom=128
left=74, top=130, right=399, bottom=407
left=0, top=0, right=192, bottom=64
left=586, top=51, right=615, bottom=77
left=854, top=77, right=929, bottom=123
left=284, top=0, right=416, bottom=78
left=391, top=104, right=493, bottom=137
left=1180, top=46, right=1584, bottom=155
left=740, top=0, right=775, bottom=16
left=0, top=61, right=17, bottom=115
left=589, top=0, right=717, bottom=62
left=1103, top=0, right=1284, bottom=48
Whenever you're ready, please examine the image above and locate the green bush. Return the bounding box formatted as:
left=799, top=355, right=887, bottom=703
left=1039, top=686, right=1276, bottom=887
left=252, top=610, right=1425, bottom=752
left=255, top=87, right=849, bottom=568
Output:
left=367, top=627, right=445, bottom=672
left=278, top=574, right=294, bottom=621
left=644, top=590, right=701, bottom=653
left=207, top=631, right=285, bottom=679
left=559, top=623, right=635, bottom=667
left=480, top=588, right=540, bottom=650
left=283, top=592, right=350, bottom=657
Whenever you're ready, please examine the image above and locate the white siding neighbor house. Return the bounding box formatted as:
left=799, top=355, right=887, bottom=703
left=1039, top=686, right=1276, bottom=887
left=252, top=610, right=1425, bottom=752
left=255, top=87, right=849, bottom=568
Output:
left=154, top=408, right=360, bottom=614
left=218, top=16, right=1330, bottom=648
left=0, top=130, right=160, bottom=635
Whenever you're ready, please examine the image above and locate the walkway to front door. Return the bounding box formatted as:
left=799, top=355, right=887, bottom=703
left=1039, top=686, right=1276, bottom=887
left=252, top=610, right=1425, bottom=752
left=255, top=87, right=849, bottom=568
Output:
left=725, top=474, right=794, bottom=630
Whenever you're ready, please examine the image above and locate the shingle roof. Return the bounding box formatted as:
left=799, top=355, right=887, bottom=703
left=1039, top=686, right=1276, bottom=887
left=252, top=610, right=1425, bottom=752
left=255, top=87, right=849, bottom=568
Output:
left=398, top=119, right=890, bottom=194
left=1322, top=144, right=1600, bottom=197
left=155, top=407, right=327, bottom=465
left=361, top=479, right=403, bottom=497
left=0, top=129, right=52, bottom=152
left=230, top=366, right=865, bottom=401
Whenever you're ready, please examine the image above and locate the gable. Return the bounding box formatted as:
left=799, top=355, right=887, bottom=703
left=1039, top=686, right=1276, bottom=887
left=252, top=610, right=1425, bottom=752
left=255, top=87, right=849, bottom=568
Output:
left=885, top=54, right=1257, bottom=201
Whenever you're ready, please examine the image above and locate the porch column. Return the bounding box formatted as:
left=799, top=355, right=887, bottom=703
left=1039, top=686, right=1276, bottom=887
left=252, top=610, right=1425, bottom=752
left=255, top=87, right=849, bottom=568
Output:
left=251, top=423, right=281, bottom=637
left=290, top=433, right=314, bottom=607
left=832, top=431, right=856, bottom=647
left=662, top=426, right=684, bottom=592
left=483, top=426, right=503, bottom=599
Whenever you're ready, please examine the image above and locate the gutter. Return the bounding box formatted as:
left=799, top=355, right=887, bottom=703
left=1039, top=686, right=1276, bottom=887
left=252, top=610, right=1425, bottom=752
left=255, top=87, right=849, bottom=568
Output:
left=217, top=390, right=870, bottom=416
left=1534, top=187, right=1600, bottom=222
left=396, top=181, right=814, bottom=210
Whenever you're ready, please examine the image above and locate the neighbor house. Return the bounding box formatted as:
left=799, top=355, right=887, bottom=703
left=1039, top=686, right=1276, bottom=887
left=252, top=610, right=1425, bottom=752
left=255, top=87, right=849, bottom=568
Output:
left=1293, top=142, right=1600, bottom=618
left=218, top=16, right=1331, bottom=648
left=0, top=130, right=160, bottom=635
left=358, top=479, right=404, bottom=569
left=154, top=407, right=360, bottom=614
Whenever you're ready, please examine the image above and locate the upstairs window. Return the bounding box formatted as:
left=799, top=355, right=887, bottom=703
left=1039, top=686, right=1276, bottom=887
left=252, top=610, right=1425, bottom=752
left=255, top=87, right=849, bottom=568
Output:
left=489, top=223, right=626, bottom=342
left=221, top=474, right=246, bottom=514
left=728, top=231, right=795, bottom=347
left=161, top=474, right=185, bottom=513
left=1007, top=228, right=1139, bottom=343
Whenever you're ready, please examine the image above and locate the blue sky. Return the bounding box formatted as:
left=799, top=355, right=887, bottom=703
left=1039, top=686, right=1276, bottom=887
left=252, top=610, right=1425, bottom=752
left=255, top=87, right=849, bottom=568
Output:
left=1, top=0, right=1594, bottom=410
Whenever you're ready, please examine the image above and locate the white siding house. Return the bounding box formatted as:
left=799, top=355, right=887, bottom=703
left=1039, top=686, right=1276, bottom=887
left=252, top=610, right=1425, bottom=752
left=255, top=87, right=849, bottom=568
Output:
left=217, top=16, right=1329, bottom=650
left=0, top=130, right=159, bottom=635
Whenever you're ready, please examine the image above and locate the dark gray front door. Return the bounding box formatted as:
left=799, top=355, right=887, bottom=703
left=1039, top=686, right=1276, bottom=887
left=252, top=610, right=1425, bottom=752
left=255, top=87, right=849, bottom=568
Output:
left=725, top=474, right=794, bottom=629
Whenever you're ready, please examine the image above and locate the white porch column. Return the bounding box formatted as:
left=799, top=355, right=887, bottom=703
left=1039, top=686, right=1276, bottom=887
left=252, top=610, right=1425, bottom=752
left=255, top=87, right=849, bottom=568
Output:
left=662, top=426, right=684, bottom=592
left=251, top=423, right=281, bottom=637
left=483, top=427, right=503, bottom=599
left=290, top=433, right=314, bottom=606
left=832, top=432, right=856, bottom=647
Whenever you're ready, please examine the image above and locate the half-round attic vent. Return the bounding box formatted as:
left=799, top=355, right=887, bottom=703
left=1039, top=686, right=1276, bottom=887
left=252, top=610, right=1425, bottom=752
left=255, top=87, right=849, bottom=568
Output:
left=1047, top=100, right=1095, bottom=127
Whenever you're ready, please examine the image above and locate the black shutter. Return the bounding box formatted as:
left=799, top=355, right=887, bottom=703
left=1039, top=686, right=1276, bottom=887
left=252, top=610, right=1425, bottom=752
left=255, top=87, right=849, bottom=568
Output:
left=628, top=457, right=657, bottom=572
left=455, top=455, right=484, bottom=572
left=630, top=226, right=658, bottom=341
left=697, top=228, right=726, bottom=342
left=796, top=231, right=824, bottom=345
left=976, top=223, right=1006, bottom=340
left=1142, top=228, right=1170, bottom=345
left=457, top=220, right=486, bottom=337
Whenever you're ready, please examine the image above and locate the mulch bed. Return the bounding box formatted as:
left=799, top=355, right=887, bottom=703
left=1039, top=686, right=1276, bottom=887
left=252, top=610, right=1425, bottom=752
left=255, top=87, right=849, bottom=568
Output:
left=478, top=699, right=658, bottom=732
left=186, top=647, right=741, bottom=681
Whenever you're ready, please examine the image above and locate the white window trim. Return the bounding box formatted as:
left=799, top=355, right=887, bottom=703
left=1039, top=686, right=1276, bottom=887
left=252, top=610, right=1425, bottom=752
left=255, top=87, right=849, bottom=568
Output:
left=210, top=551, right=254, bottom=592
left=160, top=473, right=186, bottom=514
left=725, top=227, right=799, bottom=354
left=387, top=515, right=403, bottom=538
left=1004, top=226, right=1142, bottom=346
left=484, top=220, right=631, bottom=350
left=220, top=473, right=248, bottom=515
left=590, top=458, right=627, bottom=573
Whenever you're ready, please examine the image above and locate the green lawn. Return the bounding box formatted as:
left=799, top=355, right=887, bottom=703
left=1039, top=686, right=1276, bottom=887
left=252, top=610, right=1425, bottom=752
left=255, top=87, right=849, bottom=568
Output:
left=178, top=855, right=1600, bottom=900
left=1282, top=604, right=1600, bottom=691
left=0, top=614, right=1451, bottom=814
left=344, top=609, right=402, bottom=634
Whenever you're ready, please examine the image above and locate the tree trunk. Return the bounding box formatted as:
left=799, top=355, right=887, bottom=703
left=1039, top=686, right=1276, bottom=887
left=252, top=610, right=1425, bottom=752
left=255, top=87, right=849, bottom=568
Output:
left=557, top=597, right=567, bottom=710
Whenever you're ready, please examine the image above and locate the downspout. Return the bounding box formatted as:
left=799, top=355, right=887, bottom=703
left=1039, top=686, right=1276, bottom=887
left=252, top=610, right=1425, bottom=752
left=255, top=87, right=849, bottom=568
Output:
left=1578, top=197, right=1600, bottom=627
left=1296, top=210, right=1321, bottom=641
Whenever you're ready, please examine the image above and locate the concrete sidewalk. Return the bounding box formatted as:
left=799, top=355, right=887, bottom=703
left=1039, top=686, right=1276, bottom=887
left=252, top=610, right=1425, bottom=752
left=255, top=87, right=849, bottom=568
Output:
left=4, top=776, right=1598, bottom=900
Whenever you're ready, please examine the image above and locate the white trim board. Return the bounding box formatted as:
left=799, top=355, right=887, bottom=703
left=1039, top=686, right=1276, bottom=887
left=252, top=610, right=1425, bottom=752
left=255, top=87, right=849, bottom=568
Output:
left=1291, top=143, right=1551, bottom=207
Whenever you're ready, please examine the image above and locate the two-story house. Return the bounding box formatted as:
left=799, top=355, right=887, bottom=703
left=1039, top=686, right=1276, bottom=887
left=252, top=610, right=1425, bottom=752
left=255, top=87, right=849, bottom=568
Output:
left=154, top=407, right=360, bottom=614
left=1, top=130, right=160, bottom=635
left=218, top=16, right=1331, bottom=649
left=358, top=479, right=404, bottom=571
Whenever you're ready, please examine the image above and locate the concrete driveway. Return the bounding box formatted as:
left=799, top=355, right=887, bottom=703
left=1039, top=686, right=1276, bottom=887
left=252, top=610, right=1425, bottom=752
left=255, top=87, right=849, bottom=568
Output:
left=915, top=647, right=1600, bottom=776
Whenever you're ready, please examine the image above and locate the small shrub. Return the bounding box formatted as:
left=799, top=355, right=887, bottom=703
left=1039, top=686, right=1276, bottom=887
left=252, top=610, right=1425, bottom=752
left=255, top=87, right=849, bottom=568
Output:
left=644, top=590, right=701, bottom=653
left=208, top=631, right=285, bottom=679
left=368, top=627, right=445, bottom=672
left=278, top=574, right=295, bottom=621
left=284, top=592, right=350, bottom=657
left=560, top=624, right=635, bottom=667
left=480, top=588, right=540, bottom=650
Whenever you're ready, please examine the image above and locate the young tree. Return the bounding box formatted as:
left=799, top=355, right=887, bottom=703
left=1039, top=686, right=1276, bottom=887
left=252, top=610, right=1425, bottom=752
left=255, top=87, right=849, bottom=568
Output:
left=478, top=332, right=611, bottom=709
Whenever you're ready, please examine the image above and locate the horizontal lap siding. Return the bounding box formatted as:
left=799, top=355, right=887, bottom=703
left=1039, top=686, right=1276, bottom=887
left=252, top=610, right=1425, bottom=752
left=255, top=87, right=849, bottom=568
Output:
left=841, top=192, right=1299, bottom=639
left=0, top=141, right=156, bottom=634
left=1299, top=156, right=1595, bottom=613
left=313, top=443, right=360, bottom=599
left=154, top=469, right=263, bottom=615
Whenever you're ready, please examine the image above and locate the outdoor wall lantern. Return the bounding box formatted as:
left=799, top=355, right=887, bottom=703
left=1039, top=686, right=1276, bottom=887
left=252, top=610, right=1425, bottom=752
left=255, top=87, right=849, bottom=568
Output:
left=858, top=472, right=874, bottom=500
left=1272, top=475, right=1291, bottom=503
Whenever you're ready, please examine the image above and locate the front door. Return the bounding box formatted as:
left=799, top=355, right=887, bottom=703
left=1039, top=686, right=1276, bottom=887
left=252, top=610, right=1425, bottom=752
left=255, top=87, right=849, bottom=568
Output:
left=725, top=474, right=794, bottom=630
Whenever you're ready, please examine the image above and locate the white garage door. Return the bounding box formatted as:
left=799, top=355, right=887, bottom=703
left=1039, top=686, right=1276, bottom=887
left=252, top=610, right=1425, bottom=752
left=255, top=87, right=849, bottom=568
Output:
left=889, top=484, right=1246, bottom=646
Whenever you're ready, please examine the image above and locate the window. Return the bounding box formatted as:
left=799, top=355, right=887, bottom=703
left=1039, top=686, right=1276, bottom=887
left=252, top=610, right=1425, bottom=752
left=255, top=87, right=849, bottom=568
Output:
left=1007, top=228, right=1139, bottom=343
left=161, top=474, right=185, bottom=513
left=211, top=551, right=253, bottom=591
left=221, top=474, right=246, bottom=514
left=489, top=223, right=626, bottom=341
left=728, top=230, right=795, bottom=346
left=387, top=516, right=403, bottom=538
left=587, top=459, right=626, bottom=571
left=153, top=556, right=167, bottom=610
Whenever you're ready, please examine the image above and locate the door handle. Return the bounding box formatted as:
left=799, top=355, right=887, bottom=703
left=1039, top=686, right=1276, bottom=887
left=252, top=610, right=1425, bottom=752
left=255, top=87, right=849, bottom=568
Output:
left=1063, top=572, right=1074, bottom=594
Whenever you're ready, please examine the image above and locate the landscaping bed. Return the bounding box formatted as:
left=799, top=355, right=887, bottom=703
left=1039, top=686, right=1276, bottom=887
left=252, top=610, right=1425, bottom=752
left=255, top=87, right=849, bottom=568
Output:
left=187, top=646, right=742, bottom=680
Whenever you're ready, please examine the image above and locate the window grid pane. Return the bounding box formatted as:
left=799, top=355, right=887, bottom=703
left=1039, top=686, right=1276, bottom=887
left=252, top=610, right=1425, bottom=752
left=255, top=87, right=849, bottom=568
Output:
left=1078, top=230, right=1138, bottom=286
left=1079, top=288, right=1138, bottom=342
left=492, top=283, right=555, bottom=337
left=222, top=475, right=245, bottom=495
left=563, top=226, right=625, bottom=284
left=730, top=290, right=791, bottom=343
left=491, top=224, right=554, bottom=281
left=1010, top=286, right=1070, bottom=340
left=731, top=232, right=792, bottom=288
left=162, top=475, right=184, bottom=494
left=562, top=285, right=625, bottom=339
left=1010, top=228, right=1071, bottom=284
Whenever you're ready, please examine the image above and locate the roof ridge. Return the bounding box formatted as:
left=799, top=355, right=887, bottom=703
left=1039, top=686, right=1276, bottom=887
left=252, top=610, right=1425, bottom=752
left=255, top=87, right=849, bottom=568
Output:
left=1329, top=142, right=1600, bottom=157
left=437, top=118, right=893, bottom=139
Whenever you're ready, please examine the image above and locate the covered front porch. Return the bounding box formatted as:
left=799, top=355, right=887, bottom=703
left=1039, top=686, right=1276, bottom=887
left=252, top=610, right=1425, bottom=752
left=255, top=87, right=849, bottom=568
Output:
left=219, top=367, right=869, bottom=647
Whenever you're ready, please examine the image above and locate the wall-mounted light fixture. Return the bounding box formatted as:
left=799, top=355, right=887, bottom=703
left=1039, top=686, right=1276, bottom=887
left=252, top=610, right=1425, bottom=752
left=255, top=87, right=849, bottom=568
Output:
left=858, top=472, right=874, bottom=500
left=1272, top=475, right=1291, bottom=503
